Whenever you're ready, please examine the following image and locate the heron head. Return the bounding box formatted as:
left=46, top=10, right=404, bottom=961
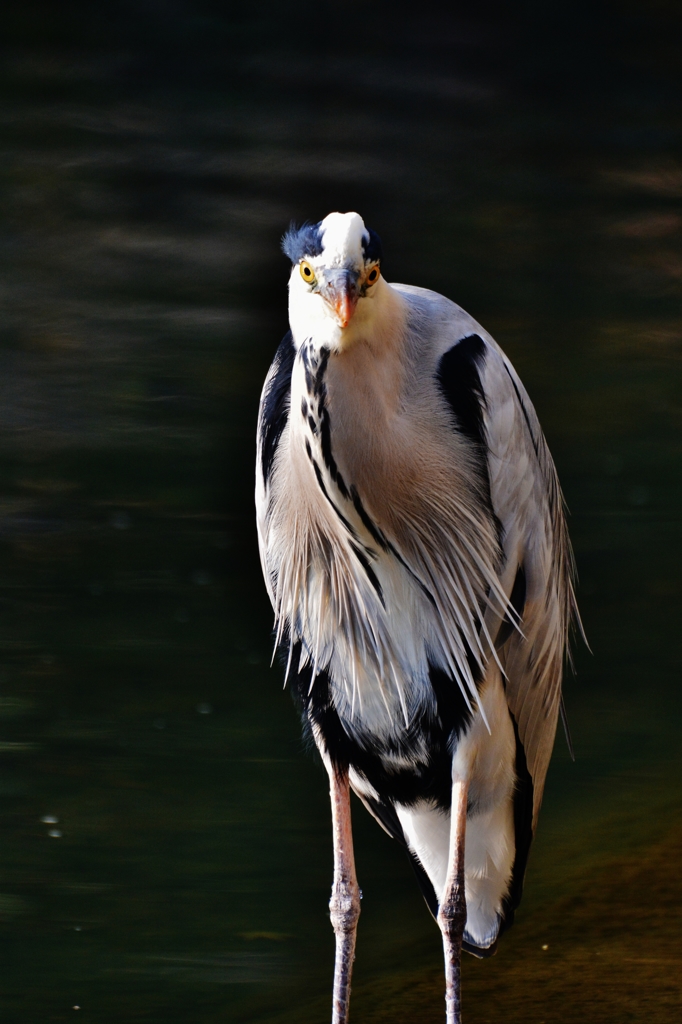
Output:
left=283, top=212, right=383, bottom=350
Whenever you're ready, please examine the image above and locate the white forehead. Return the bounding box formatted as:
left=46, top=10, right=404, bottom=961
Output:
left=319, top=211, right=367, bottom=267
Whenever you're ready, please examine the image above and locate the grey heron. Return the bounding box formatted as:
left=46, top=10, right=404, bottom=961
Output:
left=256, top=212, right=579, bottom=1023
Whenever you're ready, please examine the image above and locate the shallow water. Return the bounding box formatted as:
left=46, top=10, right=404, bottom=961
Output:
left=0, top=3, right=681, bottom=1022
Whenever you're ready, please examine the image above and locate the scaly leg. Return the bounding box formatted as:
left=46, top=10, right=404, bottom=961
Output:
left=438, top=777, right=469, bottom=1024
left=327, top=764, right=361, bottom=1024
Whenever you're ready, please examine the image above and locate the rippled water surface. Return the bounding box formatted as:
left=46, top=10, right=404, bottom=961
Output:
left=0, top=4, right=681, bottom=1021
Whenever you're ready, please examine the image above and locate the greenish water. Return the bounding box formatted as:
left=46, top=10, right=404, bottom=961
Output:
left=0, top=4, right=681, bottom=1021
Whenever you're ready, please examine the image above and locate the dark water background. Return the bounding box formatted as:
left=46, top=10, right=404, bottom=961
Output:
left=0, top=2, right=681, bottom=1021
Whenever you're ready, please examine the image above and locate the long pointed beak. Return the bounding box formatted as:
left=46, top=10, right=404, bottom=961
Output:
left=323, top=270, right=359, bottom=328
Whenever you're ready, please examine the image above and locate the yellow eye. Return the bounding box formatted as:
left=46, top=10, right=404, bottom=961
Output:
left=300, top=260, right=316, bottom=284
left=366, top=264, right=380, bottom=285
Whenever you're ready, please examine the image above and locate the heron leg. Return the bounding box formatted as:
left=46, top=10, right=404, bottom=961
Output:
left=327, top=764, right=361, bottom=1024
left=438, top=777, right=469, bottom=1024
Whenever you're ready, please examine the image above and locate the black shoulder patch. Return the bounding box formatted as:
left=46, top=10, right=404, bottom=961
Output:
left=436, top=334, right=502, bottom=548
left=362, top=227, right=382, bottom=263
left=282, top=221, right=324, bottom=263
left=259, top=331, right=296, bottom=483
left=436, top=334, right=488, bottom=450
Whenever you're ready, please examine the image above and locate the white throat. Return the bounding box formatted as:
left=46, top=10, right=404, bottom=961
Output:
left=291, top=275, right=408, bottom=357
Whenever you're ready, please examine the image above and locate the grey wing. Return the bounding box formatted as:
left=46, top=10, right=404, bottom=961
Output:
left=479, top=342, right=580, bottom=827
